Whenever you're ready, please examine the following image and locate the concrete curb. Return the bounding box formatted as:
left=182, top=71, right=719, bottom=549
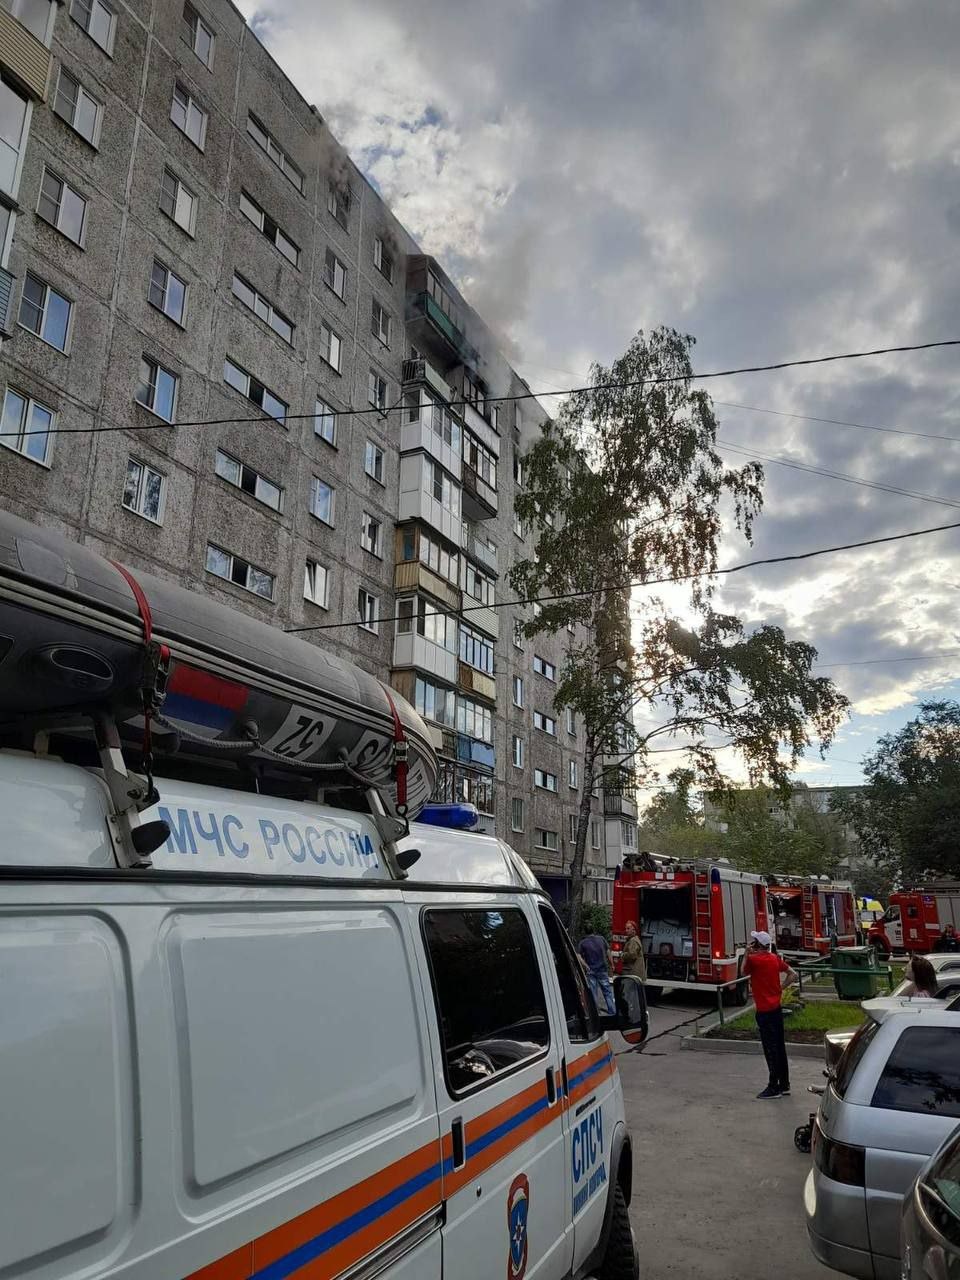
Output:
left=679, top=1034, right=825, bottom=1059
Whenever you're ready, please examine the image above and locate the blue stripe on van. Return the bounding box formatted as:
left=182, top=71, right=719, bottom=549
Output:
left=567, top=1048, right=613, bottom=1093
left=249, top=1160, right=443, bottom=1280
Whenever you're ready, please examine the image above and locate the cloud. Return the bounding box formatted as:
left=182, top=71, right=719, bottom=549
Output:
left=240, top=0, right=960, bottom=770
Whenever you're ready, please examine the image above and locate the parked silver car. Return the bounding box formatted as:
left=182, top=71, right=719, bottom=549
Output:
left=824, top=979, right=960, bottom=1074
left=805, top=1005, right=960, bottom=1279
left=901, top=1123, right=960, bottom=1279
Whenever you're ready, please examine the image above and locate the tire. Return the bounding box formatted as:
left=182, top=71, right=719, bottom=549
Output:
left=596, top=1182, right=639, bottom=1280
left=794, top=1123, right=812, bottom=1154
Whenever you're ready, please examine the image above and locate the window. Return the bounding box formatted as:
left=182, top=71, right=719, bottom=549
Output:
left=5, top=0, right=52, bottom=41
left=456, top=696, right=492, bottom=743
left=459, top=623, right=494, bottom=675
left=373, top=236, right=393, bottom=283
left=205, top=544, right=275, bottom=600
left=1, top=387, right=54, bottom=465
left=54, top=68, right=102, bottom=146
left=170, top=81, right=207, bottom=148
left=511, top=797, right=524, bottom=833
left=833, top=1021, right=880, bottom=1100
left=247, top=113, right=303, bottom=192
left=149, top=259, right=187, bottom=324
left=621, top=821, right=637, bottom=849
left=535, top=829, right=559, bottom=851
left=223, top=357, right=287, bottom=423
left=69, top=0, right=115, bottom=54
left=418, top=393, right=461, bottom=451
left=327, top=180, right=350, bottom=229
left=396, top=597, right=456, bottom=652
left=231, top=273, right=293, bottom=343
left=566, top=707, right=576, bottom=736
left=160, top=166, right=196, bottom=234
left=591, top=820, right=602, bottom=850
left=360, top=511, right=382, bottom=557
left=513, top=511, right=524, bottom=539
left=368, top=370, right=388, bottom=411
left=135, top=356, right=178, bottom=421
left=358, top=438, right=384, bottom=483
left=512, top=675, right=524, bottom=707
left=535, top=769, right=558, bottom=793
left=37, top=167, right=86, bottom=244
left=422, top=908, right=549, bottom=1095
left=534, top=710, right=557, bottom=737
left=309, top=476, right=334, bottom=525
left=323, top=247, right=346, bottom=299
left=464, top=432, right=497, bottom=488
left=215, top=449, right=283, bottom=512
left=402, top=528, right=460, bottom=587
left=569, top=759, right=578, bottom=789
left=414, top=676, right=455, bottom=727
left=513, top=451, right=524, bottom=489
left=539, top=905, right=600, bottom=1042
left=513, top=619, right=524, bottom=650
left=239, top=190, right=299, bottom=266
left=319, top=322, right=342, bottom=372
left=511, top=735, right=523, bottom=769
left=18, top=272, right=71, bottom=351
left=182, top=2, right=214, bottom=67
left=371, top=300, right=391, bottom=346
left=122, top=457, right=164, bottom=522
left=357, top=587, right=378, bottom=633
left=425, top=459, right=461, bottom=518
left=303, top=559, right=328, bottom=608
left=568, top=814, right=579, bottom=843
left=314, top=398, right=336, bottom=446
left=0, top=77, right=29, bottom=197
left=871, top=1026, right=960, bottom=1118
left=426, top=270, right=460, bottom=329
left=533, top=655, right=557, bottom=681
left=462, top=561, right=494, bottom=605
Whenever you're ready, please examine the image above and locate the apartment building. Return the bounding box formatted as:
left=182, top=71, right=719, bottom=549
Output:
left=0, top=0, right=633, bottom=899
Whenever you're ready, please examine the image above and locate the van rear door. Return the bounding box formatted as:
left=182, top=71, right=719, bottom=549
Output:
left=411, top=892, right=570, bottom=1279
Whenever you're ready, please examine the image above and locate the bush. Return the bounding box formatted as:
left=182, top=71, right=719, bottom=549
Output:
left=579, top=903, right=612, bottom=942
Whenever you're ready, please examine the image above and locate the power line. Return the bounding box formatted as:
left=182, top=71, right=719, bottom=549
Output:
left=718, top=439, right=960, bottom=512
left=4, top=337, right=960, bottom=441
left=715, top=400, right=960, bottom=446
left=284, top=515, right=960, bottom=634
left=815, top=649, right=960, bottom=669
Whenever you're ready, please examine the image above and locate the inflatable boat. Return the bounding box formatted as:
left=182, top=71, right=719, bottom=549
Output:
left=0, top=512, right=438, bottom=821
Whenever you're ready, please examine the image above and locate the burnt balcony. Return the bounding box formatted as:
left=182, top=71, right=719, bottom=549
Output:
left=461, top=522, right=498, bottom=575
left=462, top=462, right=497, bottom=521
left=604, top=791, right=639, bottom=820
left=401, top=357, right=453, bottom=403
left=407, top=291, right=480, bottom=369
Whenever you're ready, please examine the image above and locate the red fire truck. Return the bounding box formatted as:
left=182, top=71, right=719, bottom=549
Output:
left=766, top=876, right=858, bottom=955
left=868, top=882, right=960, bottom=954
left=611, top=855, right=768, bottom=1003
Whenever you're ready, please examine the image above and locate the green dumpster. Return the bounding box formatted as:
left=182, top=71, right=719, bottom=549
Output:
left=832, top=945, right=881, bottom=1000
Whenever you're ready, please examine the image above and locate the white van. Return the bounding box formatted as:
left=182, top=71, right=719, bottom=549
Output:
left=0, top=750, right=644, bottom=1280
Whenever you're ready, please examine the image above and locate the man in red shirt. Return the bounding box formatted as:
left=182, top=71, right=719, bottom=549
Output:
left=742, top=930, right=798, bottom=1099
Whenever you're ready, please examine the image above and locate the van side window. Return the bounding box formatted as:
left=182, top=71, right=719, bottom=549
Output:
left=538, top=905, right=600, bottom=1043
left=871, top=1026, right=960, bottom=1118
left=422, top=908, right=550, bottom=1095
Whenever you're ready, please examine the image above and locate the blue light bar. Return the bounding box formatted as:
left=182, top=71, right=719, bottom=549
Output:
left=418, top=803, right=480, bottom=830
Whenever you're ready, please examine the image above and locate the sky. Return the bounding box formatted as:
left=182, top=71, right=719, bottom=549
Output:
left=240, top=0, right=960, bottom=793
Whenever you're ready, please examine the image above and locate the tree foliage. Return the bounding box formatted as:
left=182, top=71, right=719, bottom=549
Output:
left=717, top=787, right=845, bottom=878
left=833, top=700, right=960, bottom=884
left=509, top=327, right=849, bottom=936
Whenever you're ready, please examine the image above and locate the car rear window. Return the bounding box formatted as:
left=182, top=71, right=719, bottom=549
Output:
left=871, top=1025, right=960, bottom=1118
left=834, top=1019, right=879, bottom=1098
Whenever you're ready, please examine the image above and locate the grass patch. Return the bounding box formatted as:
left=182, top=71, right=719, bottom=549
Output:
left=706, top=999, right=867, bottom=1044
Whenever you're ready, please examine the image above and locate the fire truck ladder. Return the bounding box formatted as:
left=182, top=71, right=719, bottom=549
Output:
left=694, top=868, right=714, bottom=980
left=801, top=883, right=816, bottom=950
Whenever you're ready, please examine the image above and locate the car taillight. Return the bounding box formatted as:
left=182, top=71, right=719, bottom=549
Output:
left=812, top=1121, right=865, bottom=1187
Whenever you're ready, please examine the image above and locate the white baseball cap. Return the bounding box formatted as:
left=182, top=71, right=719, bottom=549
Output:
left=750, top=930, right=772, bottom=947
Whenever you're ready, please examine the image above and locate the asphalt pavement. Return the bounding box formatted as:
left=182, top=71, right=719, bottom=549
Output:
left=615, top=992, right=844, bottom=1280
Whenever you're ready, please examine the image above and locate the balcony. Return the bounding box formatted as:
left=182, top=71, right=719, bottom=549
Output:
left=463, top=602, right=498, bottom=640
left=455, top=733, right=495, bottom=772
left=464, top=401, right=501, bottom=456
left=393, top=632, right=457, bottom=685
left=461, top=522, right=498, bottom=575
left=407, top=291, right=480, bottom=369
left=398, top=485, right=462, bottom=547
left=400, top=419, right=462, bottom=480
left=401, top=357, right=452, bottom=403
left=394, top=560, right=460, bottom=611
left=458, top=662, right=496, bottom=703
left=0, top=8, right=52, bottom=100
left=0, top=267, right=14, bottom=336
left=604, top=792, right=639, bottom=820
left=462, top=463, right=497, bottom=521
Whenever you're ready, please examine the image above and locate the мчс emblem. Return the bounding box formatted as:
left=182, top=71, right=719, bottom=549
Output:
left=507, top=1172, right=530, bottom=1279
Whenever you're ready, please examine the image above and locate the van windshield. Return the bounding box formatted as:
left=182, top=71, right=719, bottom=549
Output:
left=834, top=1019, right=880, bottom=1099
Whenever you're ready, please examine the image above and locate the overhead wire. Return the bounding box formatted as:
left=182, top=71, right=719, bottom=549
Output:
left=283, top=515, right=960, bottom=633
left=3, top=337, right=960, bottom=441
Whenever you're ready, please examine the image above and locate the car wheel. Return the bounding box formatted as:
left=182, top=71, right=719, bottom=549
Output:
left=794, top=1123, right=812, bottom=1153
left=596, top=1183, right=639, bottom=1280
